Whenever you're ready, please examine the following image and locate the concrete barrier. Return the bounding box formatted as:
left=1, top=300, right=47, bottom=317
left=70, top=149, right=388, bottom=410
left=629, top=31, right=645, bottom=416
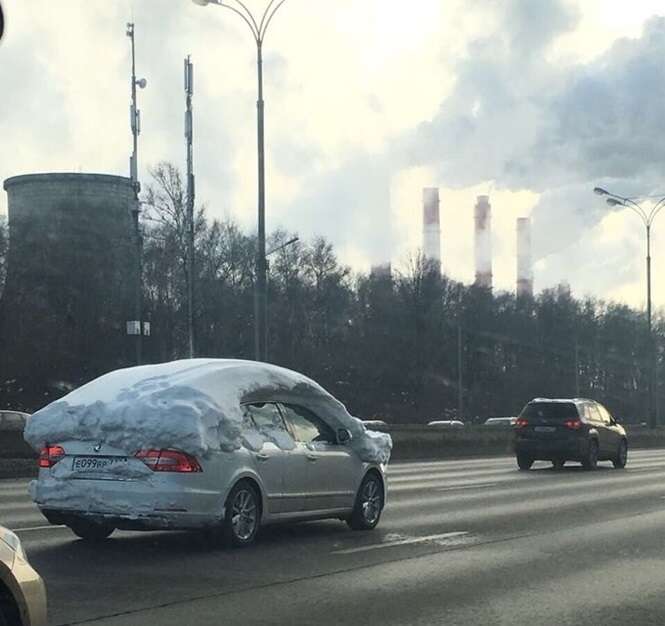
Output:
left=1, top=423, right=664, bottom=478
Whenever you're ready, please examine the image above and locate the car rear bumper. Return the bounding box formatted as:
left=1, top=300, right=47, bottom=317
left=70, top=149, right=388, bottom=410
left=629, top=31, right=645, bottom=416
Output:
left=514, top=437, right=588, bottom=460
left=32, top=475, right=223, bottom=530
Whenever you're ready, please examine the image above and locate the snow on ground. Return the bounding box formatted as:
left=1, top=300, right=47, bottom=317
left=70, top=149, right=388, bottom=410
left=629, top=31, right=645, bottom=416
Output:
left=24, top=359, right=392, bottom=464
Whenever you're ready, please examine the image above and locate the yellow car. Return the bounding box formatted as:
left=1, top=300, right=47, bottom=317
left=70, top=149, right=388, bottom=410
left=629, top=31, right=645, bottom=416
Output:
left=0, top=527, right=46, bottom=626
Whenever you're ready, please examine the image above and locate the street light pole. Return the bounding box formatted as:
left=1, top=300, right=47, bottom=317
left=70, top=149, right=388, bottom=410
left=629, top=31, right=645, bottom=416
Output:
left=185, top=55, right=195, bottom=358
left=593, top=187, right=665, bottom=427
left=192, top=0, right=287, bottom=362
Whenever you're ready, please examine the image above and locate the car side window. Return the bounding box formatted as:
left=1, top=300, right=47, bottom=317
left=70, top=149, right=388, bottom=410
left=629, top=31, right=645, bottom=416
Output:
left=242, top=403, right=287, bottom=432
left=279, top=404, right=336, bottom=445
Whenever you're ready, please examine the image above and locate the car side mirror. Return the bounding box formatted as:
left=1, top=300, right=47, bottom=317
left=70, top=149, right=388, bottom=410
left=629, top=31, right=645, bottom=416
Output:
left=337, top=428, right=352, bottom=445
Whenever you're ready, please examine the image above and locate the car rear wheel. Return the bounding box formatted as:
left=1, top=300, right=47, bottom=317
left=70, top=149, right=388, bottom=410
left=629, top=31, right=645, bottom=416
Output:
left=613, top=440, right=628, bottom=469
left=516, top=454, right=533, bottom=471
left=224, top=481, right=261, bottom=547
left=348, top=473, right=384, bottom=530
left=68, top=519, right=115, bottom=541
left=582, top=440, right=599, bottom=470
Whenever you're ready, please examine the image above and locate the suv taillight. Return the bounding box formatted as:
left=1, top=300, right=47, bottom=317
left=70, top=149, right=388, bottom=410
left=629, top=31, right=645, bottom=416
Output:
left=38, top=445, right=65, bottom=468
left=564, top=418, right=583, bottom=430
left=135, top=449, right=202, bottom=473
left=515, top=418, right=529, bottom=428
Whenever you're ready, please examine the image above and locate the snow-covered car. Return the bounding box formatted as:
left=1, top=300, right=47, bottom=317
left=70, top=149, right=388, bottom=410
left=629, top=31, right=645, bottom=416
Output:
left=24, top=360, right=392, bottom=547
left=0, top=526, right=47, bottom=626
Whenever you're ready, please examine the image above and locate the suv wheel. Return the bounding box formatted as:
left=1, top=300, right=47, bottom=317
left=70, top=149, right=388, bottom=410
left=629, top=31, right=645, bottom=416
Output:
left=224, top=481, right=261, bottom=547
left=68, top=519, right=115, bottom=541
left=613, top=440, right=628, bottom=469
left=516, top=454, right=533, bottom=471
left=582, top=440, right=599, bottom=470
left=348, top=473, right=384, bottom=530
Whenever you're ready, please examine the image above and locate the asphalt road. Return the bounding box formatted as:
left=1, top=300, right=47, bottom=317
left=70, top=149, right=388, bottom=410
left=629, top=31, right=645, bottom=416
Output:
left=4, top=449, right=665, bottom=626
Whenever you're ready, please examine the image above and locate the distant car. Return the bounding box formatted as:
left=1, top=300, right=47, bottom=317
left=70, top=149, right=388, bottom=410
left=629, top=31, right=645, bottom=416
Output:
left=0, top=411, right=30, bottom=431
left=514, top=398, right=627, bottom=471
left=27, top=360, right=390, bottom=547
left=483, top=417, right=517, bottom=427
left=0, top=526, right=47, bottom=626
left=362, top=420, right=389, bottom=430
left=427, top=420, right=465, bottom=428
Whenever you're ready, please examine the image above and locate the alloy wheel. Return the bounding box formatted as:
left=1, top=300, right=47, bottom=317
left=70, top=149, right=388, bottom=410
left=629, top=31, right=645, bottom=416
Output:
left=231, top=488, right=258, bottom=542
left=360, top=479, right=382, bottom=525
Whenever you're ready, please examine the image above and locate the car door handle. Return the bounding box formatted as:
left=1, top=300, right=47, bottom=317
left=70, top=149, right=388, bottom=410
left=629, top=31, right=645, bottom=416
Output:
left=255, top=453, right=269, bottom=462
left=306, top=454, right=318, bottom=462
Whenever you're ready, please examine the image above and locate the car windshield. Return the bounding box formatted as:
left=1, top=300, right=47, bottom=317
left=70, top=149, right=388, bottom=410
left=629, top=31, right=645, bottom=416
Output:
left=520, top=402, right=579, bottom=421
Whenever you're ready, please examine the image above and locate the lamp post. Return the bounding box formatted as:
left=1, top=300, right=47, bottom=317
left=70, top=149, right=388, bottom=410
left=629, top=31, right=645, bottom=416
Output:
left=593, top=186, right=665, bottom=427
left=192, top=0, right=287, bottom=362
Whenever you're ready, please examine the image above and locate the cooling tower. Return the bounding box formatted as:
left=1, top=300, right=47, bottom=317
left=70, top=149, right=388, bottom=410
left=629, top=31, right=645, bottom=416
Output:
left=1, top=173, right=138, bottom=389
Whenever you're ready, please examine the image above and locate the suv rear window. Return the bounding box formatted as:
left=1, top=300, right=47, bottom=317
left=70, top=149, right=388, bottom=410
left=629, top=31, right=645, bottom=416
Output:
left=520, top=402, right=579, bottom=420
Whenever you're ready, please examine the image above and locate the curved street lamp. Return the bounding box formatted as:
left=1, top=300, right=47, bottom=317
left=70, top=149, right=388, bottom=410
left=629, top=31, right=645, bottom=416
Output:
left=593, top=186, right=665, bottom=427
left=192, top=0, right=287, bottom=362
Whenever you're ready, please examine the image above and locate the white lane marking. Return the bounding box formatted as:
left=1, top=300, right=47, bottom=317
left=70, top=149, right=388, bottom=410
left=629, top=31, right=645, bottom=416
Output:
left=14, top=524, right=66, bottom=533
left=332, top=531, right=469, bottom=555
left=435, top=482, right=499, bottom=492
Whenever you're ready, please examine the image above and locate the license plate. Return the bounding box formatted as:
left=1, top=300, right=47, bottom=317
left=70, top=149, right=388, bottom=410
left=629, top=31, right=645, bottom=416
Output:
left=72, top=456, right=128, bottom=472
left=534, top=426, right=556, bottom=433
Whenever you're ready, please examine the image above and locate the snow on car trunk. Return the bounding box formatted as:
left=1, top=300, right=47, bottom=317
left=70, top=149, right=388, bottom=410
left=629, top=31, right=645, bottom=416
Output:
left=24, top=359, right=392, bottom=464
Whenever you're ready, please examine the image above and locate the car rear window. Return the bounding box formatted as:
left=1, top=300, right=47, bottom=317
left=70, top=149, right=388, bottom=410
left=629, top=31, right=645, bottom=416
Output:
left=520, top=402, right=579, bottom=420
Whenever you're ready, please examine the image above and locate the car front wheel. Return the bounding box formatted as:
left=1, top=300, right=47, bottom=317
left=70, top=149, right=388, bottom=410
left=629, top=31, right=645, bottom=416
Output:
left=613, top=440, right=628, bottom=469
left=0, top=587, right=20, bottom=626
left=348, top=473, right=384, bottom=530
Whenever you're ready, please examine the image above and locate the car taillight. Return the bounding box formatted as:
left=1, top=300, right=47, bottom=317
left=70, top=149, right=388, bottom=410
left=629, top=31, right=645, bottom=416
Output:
left=564, top=419, right=583, bottom=430
left=515, top=418, right=529, bottom=428
left=38, top=445, right=65, bottom=468
left=135, top=449, right=202, bottom=473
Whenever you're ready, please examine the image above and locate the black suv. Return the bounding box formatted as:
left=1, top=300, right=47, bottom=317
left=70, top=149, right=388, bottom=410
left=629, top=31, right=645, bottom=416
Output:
left=514, top=398, right=627, bottom=471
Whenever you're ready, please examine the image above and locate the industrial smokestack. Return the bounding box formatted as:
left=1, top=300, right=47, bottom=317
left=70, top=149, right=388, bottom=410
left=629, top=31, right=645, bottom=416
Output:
left=422, top=187, right=441, bottom=271
left=474, top=195, right=492, bottom=288
left=516, top=217, right=533, bottom=297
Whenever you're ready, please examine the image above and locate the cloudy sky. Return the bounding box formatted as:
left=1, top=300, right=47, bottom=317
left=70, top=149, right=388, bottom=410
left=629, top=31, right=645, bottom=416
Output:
left=2, top=0, right=665, bottom=308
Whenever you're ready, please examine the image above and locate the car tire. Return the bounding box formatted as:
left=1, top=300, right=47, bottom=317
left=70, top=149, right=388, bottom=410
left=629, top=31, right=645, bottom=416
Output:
left=613, top=439, right=628, bottom=469
left=582, top=440, right=599, bottom=470
left=0, top=587, right=20, bottom=626
left=68, top=519, right=115, bottom=541
left=348, top=473, right=384, bottom=531
left=552, top=459, right=565, bottom=470
left=516, top=454, right=533, bottom=471
left=223, top=480, right=261, bottom=547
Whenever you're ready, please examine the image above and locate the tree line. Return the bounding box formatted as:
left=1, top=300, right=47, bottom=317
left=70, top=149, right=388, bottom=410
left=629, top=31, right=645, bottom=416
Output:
left=0, top=162, right=663, bottom=423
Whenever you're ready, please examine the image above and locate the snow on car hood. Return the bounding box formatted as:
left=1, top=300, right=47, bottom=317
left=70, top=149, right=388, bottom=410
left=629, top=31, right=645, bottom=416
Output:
left=24, top=359, right=392, bottom=464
